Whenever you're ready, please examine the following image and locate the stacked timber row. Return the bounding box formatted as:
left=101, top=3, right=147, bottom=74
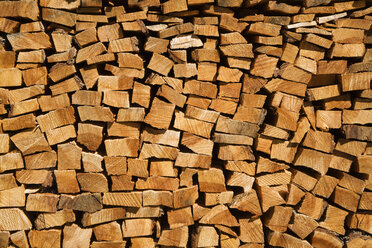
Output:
left=0, top=0, right=371, bottom=247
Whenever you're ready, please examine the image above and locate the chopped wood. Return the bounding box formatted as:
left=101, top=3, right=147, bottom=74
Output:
left=0, top=0, right=370, bottom=246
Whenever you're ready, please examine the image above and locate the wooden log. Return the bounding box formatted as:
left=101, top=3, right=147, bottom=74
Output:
left=256, top=170, right=291, bottom=187
left=320, top=204, right=348, bottom=235
left=341, top=72, right=372, bottom=92
left=46, top=125, right=76, bottom=145
left=312, top=175, right=339, bottom=198
left=174, top=111, right=214, bottom=138
left=149, top=161, right=177, bottom=178
left=142, top=190, right=172, bottom=208
left=192, top=226, right=218, bottom=247
left=126, top=158, right=147, bottom=178
left=172, top=186, right=198, bottom=209
left=158, top=227, right=188, bottom=247
left=57, top=142, right=81, bottom=170
left=77, top=106, right=114, bottom=122
left=287, top=183, right=305, bottom=206
left=36, top=106, right=75, bottom=132
left=230, top=189, right=262, bottom=216
left=332, top=186, right=360, bottom=212
left=0, top=18, right=19, bottom=34
left=104, top=157, right=127, bottom=176
left=77, top=173, right=108, bottom=193
left=250, top=54, right=278, bottom=78
left=181, top=132, right=213, bottom=156
left=42, top=8, right=76, bottom=27
left=335, top=138, right=367, bottom=157
left=26, top=193, right=59, bottom=212
left=35, top=209, right=75, bottom=230
left=156, top=84, right=186, bottom=108
left=48, top=64, right=76, bottom=83
left=97, top=23, right=124, bottom=42
left=70, top=193, right=103, bottom=213
left=76, top=123, right=103, bottom=151
left=9, top=98, right=40, bottom=117
left=93, top=222, right=122, bottom=242
left=2, top=114, right=36, bottom=131
left=82, top=208, right=126, bottom=226
left=7, top=32, right=52, bottom=52
left=11, top=129, right=51, bottom=156
left=256, top=185, right=286, bottom=213
left=102, top=192, right=142, bottom=207
left=144, top=98, right=175, bottom=130
left=330, top=43, right=365, bottom=58
left=311, top=229, right=343, bottom=248
left=343, top=125, right=372, bottom=142
left=0, top=51, right=15, bottom=68
left=214, top=133, right=253, bottom=146
left=76, top=42, right=106, bottom=63
left=0, top=68, right=22, bottom=87
left=82, top=152, right=103, bottom=172
left=122, top=219, right=154, bottom=237
left=294, top=148, right=332, bottom=175
left=144, top=37, right=169, bottom=54
left=0, top=1, right=39, bottom=20
left=218, top=145, right=255, bottom=161
left=227, top=171, right=255, bottom=192
left=136, top=176, right=179, bottom=191
left=198, top=168, right=226, bottom=192
left=54, top=170, right=80, bottom=194
left=142, top=127, right=180, bottom=148
left=307, top=84, right=340, bottom=101
left=216, top=115, right=259, bottom=137
left=302, top=129, right=335, bottom=153
left=63, top=224, right=92, bottom=248
left=199, top=204, right=238, bottom=226
left=107, top=122, right=140, bottom=139
left=263, top=206, right=292, bottom=232
left=175, top=152, right=211, bottom=169
left=86, top=53, right=116, bottom=65
left=249, top=22, right=281, bottom=37
left=0, top=185, right=25, bottom=208
left=265, top=78, right=307, bottom=97
left=0, top=173, right=17, bottom=191
left=268, top=232, right=312, bottom=248
left=219, top=44, right=254, bottom=58
left=9, top=231, right=28, bottom=248
left=167, top=207, right=194, bottom=228
left=17, top=50, right=45, bottom=64
left=288, top=212, right=318, bottom=239
left=139, top=143, right=178, bottom=160
left=49, top=77, right=82, bottom=96
left=297, top=192, right=325, bottom=220
left=0, top=208, right=32, bottom=231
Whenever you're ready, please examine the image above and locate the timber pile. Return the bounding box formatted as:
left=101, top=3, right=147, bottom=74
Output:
left=0, top=0, right=371, bottom=247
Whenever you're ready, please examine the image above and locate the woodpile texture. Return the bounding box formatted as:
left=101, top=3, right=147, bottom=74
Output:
left=0, top=0, right=371, bottom=247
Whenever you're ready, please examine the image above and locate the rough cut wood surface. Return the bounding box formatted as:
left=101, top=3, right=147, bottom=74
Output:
left=0, top=0, right=371, bottom=247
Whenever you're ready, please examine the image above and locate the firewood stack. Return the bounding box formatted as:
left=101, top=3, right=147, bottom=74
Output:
left=0, top=0, right=371, bottom=247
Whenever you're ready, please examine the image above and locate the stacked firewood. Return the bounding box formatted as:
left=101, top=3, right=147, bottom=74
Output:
left=0, top=0, right=371, bottom=247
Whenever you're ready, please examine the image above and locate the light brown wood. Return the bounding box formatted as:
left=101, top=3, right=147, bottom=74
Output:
left=158, top=227, right=188, bottom=247
left=288, top=212, right=318, bottom=239
left=35, top=209, right=75, bottom=230
left=144, top=98, right=175, bottom=130
left=8, top=32, right=52, bottom=51
left=311, top=229, right=343, bottom=248
left=63, top=224, right=92, bottom=248
left=93, top=221, right=122, bottom=242
left=11, top=129, right=51, bottom=156
left=122, top=219, right=154, bottom=237
left=82, top=208, right=126, bottom=226
left=54, top=170, right=80, bottom=194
